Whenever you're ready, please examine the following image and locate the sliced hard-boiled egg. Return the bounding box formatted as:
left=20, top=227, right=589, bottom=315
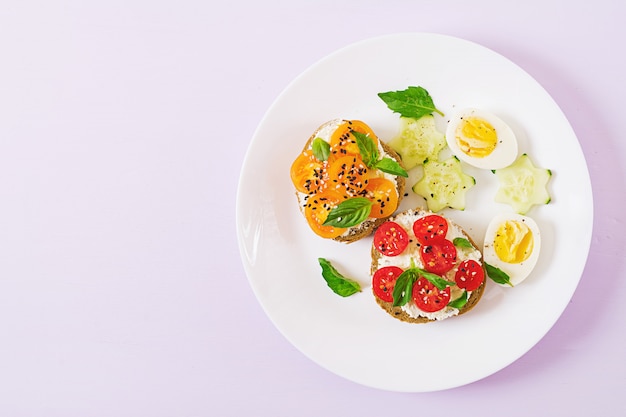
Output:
left=445, top=108, right=518, bottom=170
left=483, top=213, right=541, bottom=286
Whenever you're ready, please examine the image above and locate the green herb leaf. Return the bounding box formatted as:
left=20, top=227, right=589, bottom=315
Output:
left=391, top=267, right=455, bottom=306
left=417, top=268, right=456, bottom=291
left=318, top=258, right=361, bottom=297
left=485, top=262, right=514, bottom=287
left=311, top=137, right=330, bottom=161
left=375, top=157, right=409, bottom=177
left=453, top=237, right=474, bottom=249
left=351, top=130, right=408, bottom=178
left=392, top=269, right=418, bottom=307
left=378, top=86, right=444, bottom=119
left=351, top=131, right=379, bottom=168
left=322, top=197, right=373, bottom=228
left=448, top=290, right=468, bottom=309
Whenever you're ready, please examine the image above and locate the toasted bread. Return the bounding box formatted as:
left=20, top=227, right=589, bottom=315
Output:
left=292, top=119, right=406, bottom=243
left=370, top=209, right=486, bottom=323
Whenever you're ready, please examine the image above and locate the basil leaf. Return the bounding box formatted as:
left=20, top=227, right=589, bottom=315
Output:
left=391, top=271, right=409, bottom=306
left=375, top=157, right=408, bottom=177
left=351, top=131, right=379, bottom=168
left=311, top=137, right=330, bottom=161
left=378, top=86, right=444, bottom=119
left=453, top=237, right=474, bottom=249
left=448, top=290, right=468, bottom=309
left=351, top=130, right=408, bottom=178
left=417, top=268, right=456, bottom=291
left=318, top=258, right=361, bottom=297
left=322, top=197, right=373, bottom=228
left=392, top=269, right=418, bottom=307
left=485, top=262, right=514, bottom=287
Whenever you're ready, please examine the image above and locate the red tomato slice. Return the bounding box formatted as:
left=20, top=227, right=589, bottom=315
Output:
left=373, top=221, right=409, bottom=256
left=412, top=277, right=451, bottom=312
left=420, top=238, right=457, bottom=275
left=372, top=266, right=403, bottom=302
left=412, top=214, right=448, bottom=244
left=455, top=259, right=485, bottom=291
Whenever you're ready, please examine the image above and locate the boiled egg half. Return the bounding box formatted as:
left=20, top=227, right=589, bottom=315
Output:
left=483, top=213, right=541, bottom=286
left=446, top=108, right=518, bottom=170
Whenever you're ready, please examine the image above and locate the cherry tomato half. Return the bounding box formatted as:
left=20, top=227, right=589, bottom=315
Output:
left=412, top=214, right=449, bottom=244
left=303, top=189, right=347, bottom=239
left=372, top=266, right=404, bottom=302
left=373, top=221, right=409, bottom=256
left=326, top=155, right=370, bottom=197
left=420, top=238, right=457, bottom=275
left=365, top=177, right=399, bottom=219
left=329, top=120, right=379, bottom=160
left=290, top=150, right=327, bottom=195
left=412, top=277, right=451, bottom=313
left=455, top=259, right=485, bottom=291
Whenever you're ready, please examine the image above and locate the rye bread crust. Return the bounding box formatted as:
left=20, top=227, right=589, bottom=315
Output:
left=296, top=119, right=406, bottom=243
left=370, top=209, right=486, bottom=323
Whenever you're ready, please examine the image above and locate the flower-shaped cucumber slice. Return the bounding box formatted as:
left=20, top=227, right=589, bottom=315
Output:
left=412, top=156, right=475, bottom=212
left=388, top=115, right=446, bottom=170
left=494, top=153, right=552, bottom=214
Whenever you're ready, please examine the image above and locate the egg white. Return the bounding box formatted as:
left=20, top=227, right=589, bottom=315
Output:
left=483, top=213, right=541, bottom=286
left=445, top=108, right=518, bottom=170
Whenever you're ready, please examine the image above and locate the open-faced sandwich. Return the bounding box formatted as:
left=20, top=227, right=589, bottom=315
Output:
left=290, top=119, right=407, bottom=243
left=370, top=208, right=486, bottom=323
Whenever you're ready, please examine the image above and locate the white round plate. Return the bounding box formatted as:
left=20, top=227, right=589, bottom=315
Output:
left=236, top=33, right=593, bottom=392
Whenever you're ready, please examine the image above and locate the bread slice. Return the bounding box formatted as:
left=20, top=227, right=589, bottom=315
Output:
left=294, top=119, right=406, bottom=243
left=370, top=209, right=486, bottom=323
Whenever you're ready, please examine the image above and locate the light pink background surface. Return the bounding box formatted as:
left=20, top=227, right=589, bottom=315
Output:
left=1, top=1, right=624, bottom=416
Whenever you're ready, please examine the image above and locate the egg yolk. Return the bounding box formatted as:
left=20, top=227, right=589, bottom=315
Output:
left=455, top=117, right=498, bottom=158
left=493, top=220, right=534, bottom=264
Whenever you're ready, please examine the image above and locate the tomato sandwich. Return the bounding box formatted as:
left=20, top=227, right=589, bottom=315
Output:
left=290, top=119, right=407, bottom=243
left=370, top=209, right=486, bottom=323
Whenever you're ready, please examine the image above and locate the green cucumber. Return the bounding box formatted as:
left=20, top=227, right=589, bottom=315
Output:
left=494, top=153, right=552, bottom=214
left=412, top=156, right=476, bottom=212
left=388, top=115, right=446, bottom=170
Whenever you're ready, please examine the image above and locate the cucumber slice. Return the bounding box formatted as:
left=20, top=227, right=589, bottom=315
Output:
left=412, top=156, right=476, bottom=212
left=494, top=153, right=552, bottom=214
left=388, top=115, right=446, bottom=170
